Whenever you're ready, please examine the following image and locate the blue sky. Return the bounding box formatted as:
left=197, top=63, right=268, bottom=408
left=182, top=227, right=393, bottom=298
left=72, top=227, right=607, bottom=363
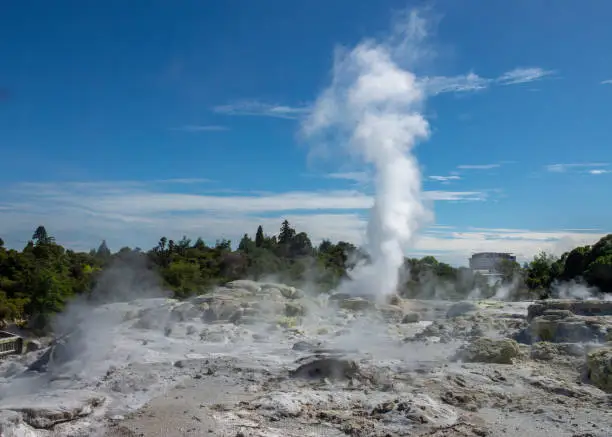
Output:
left=1, top=1, right=611, bottom=265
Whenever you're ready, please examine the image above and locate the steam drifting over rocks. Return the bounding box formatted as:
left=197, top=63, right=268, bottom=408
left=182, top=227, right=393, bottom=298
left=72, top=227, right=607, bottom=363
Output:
left=1, top=280, right=612, bottom=436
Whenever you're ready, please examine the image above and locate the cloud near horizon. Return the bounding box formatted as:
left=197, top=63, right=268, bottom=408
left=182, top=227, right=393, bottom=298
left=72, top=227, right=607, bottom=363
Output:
left=0, top=180, right=605, bottom=266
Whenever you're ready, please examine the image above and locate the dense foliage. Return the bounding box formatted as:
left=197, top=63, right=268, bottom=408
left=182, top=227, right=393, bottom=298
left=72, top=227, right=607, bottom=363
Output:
left=1, top=223, right=611, bottom=327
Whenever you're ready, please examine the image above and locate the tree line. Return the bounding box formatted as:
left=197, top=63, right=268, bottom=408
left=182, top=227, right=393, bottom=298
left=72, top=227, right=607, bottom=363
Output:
left=1, top=222, right=611, bottom=328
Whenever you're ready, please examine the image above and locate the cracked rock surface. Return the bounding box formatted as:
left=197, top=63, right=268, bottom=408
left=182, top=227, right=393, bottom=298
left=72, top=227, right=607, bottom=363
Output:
left=1, top=282, right=611, bottom=436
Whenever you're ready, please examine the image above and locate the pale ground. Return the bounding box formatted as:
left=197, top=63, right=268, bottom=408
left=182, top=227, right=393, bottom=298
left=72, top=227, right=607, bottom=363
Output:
left=0, top=285, right=610, bottom=437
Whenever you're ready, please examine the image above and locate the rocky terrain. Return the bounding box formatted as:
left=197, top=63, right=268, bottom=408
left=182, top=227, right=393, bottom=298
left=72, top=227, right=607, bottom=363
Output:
left=1, top=280, right=611, bottom=436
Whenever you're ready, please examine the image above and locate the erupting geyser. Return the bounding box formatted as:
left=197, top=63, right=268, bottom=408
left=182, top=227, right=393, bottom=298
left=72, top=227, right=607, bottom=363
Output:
left=303, top=11, right=432, bottom=300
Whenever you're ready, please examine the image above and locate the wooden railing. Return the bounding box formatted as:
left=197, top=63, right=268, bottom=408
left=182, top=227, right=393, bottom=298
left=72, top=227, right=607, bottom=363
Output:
left=0, top=332, right=23, bottom=357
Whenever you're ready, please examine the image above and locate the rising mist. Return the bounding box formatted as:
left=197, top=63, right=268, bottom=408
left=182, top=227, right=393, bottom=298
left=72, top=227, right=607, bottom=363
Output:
left=303, top=10, right=433, bottom=301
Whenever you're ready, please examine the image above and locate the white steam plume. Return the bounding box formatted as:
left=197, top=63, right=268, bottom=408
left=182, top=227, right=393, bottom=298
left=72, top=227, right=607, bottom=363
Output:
left=303, top=10, right=432, bottom=300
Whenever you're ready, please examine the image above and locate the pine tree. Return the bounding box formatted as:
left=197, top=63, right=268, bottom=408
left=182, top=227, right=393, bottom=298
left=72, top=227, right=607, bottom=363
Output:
left=255, top=225, right=265, bottom=248
left=96, top=240, right=111, bottom=258
left=193, top=237, right=207, bottom=250
left=278, top=220, right=295, bottom=245
left=238, top=234, right=254, bottom=253
left=32, top=225, right=54, bottom=245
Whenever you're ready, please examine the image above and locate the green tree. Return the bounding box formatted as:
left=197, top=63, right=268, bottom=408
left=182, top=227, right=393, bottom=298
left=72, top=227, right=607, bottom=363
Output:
left=584, top=254, right=612, bottom=292
left=255, top=226, right=265, bottom=248
left=278, top=220, right=296, bottom=246
left=176, top=236, right=191, bottom=255
left=562, top=245, right=590, bottom=280
left=289, top=232, right=313, bottom=258
left=96, top=240, right=112, bottom=260
left=193, top=237, right=207, bottom=250
left=215, top=239, right=232, bottom=251
left=238, top=234, right=255, bottom=253
left=24, top=267, right=72, bottom=328
left=497, top=258, right=522, bottom=284
left=525, top=252, right=559, bottom=296
left=32, top=225, right=54, bottom=245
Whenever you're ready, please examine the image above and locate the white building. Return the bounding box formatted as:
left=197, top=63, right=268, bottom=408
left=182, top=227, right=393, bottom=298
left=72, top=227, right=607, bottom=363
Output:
left=469, top=252, right=516, bottom=275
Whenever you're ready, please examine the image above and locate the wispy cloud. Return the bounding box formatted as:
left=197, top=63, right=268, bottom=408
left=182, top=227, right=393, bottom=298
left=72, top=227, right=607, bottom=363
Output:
left=214, top=67, right=555, bottom=119
left=588, top=169, right=610, bottom=175
left=156, top=178, right=212, bottom=184
left=545, top=163, right=609, bottom=173
left=457, top=164, right=500, bottom=170
left=601, top=79, right=612, bottom=85
left=0, top=180, right=494, bottom=255
left=325, top=172, right=371, bottom=184
left=213, top=101, right=311, bottom=119
left=0, top=180, right=606, bottom=266
left=496, top=67, right=555, bottom=85
left=2, top=181, right=485, bottom=216
left=423, top=66, right=555, bottom=96
left=412, top=227, right=606, bottom=265
left=421, top=72, right=489, bottom=95
left=424, top=191, right=486, bottom=201
left=172, top=125, right=229, bottom=132
left=428, top=175, right=461, bottom=182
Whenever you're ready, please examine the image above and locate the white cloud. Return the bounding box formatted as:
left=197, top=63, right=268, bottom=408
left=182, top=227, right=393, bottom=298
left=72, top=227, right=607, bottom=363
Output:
left=411, top=227, right=606, bottom=266
left=589, top=169, right=610, bottom=175
left=545, top=163, right=609, bottom=173
left=325, top=172, right=371, bottom=183
left=428, top=175, right=461, bottom=182
left=424, top=191, right=486, bottom=201
left=1, top=180, right=491, bottom=256
left=156, top=178, right=212, bottom=184
left=600, top=79, right=612, bottom=85
left=420, top=66, right=554, bottom=96
left=496, top=67, right=555, bottom=85
left=212, top=101, right=311, bottom=119
left=457, top=164, right=500, bottom=170
left=171, top=125, right=229, bottom=132
left=2, top=181, right=485, bottom=216
left=213, top=67, right=555, bottom=118
left=0, top=180, right=605, bottom=267
left=420, top=72, right=489, bottom=95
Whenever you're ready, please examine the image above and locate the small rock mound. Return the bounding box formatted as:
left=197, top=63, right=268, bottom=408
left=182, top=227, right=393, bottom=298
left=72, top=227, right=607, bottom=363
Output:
left=527, top=300, right=612, bottom=321
left=530, top=341, right=585, bottom=361
left=516, top=300, right=612, bottom=344
left=402, top=312, right=421, bottom=323
left=453, top=337, right=521, bottom=364
left=338, top=297, right=375, bottom=312
left=586, top=347, right=612, bottom=392
left=0, top=390, right=104, bottom=430
left=290, top=357, right=360, bottom=380
left=446, top=301, right=478, bottom=319
left=285, top=302, right=306, bottom=317
left=377, top=304, right=404, bottom=322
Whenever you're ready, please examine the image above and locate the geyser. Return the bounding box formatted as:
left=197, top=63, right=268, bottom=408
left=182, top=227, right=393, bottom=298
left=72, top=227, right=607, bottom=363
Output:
left=303, top=11, right=432, bottom=300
